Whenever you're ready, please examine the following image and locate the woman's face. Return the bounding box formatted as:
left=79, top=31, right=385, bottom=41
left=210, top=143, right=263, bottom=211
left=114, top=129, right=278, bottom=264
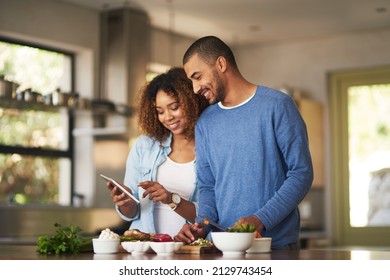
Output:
left=155, top=90, right=187, bottom=135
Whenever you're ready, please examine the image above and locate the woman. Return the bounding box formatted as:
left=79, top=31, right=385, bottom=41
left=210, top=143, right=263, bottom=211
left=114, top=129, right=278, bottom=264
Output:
left=107, top=67, right=209, bottom=237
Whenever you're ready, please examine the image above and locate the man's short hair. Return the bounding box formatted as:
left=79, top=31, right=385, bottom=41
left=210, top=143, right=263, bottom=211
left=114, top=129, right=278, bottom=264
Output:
left=183, top=36, right=238, bottom=70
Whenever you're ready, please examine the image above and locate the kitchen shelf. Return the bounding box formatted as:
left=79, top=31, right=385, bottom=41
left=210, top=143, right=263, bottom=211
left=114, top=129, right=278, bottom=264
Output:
left=0, top=96, right=135, bottom=117
left=72, top=126, right=128, bottom=137
left=0, top=96, right=65, bottom=112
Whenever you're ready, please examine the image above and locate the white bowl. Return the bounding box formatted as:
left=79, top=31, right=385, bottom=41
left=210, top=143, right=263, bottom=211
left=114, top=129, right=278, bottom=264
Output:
left=246, top=237, right=272, bottom=253
left=121, top=241, right=152, bottom=254
left=92, top=238, right=120, bottom=254
left=211, top=232, right=255, bottom=255
left=150, top=242, right=183, bottom=255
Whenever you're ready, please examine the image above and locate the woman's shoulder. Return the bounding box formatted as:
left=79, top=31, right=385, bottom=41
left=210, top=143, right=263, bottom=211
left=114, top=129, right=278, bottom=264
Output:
left=133, top=135, right=158, bottom=149
left=134, top=134, right=170, bottom=149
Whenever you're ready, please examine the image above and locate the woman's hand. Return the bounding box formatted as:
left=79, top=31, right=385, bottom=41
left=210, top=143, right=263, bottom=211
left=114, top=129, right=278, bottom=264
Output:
left=174, top=223, right=206, bottom=243
left=138, top=181, right=171, bottom=204
left=106, top=181, right=134, bottom=207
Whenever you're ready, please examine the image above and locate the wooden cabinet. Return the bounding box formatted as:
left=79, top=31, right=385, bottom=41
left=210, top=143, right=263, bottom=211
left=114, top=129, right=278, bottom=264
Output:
left=295, top=98, right=324, bottom=188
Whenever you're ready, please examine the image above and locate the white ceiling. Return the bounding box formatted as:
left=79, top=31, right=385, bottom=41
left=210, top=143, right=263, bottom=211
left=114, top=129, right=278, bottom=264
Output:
left=56, top=0, right=390, bottom=46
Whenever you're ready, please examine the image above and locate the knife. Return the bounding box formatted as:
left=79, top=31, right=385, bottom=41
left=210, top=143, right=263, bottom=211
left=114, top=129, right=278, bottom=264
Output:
left=197, top=215, right=227, bottom=232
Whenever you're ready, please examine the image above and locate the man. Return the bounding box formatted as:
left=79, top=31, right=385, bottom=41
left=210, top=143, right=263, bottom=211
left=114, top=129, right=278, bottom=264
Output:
left=174, top=36, right=313, bottom=249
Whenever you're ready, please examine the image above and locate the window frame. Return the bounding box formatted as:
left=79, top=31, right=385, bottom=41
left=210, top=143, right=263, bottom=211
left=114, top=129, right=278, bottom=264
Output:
left=0, top=36, right=76, bottom=206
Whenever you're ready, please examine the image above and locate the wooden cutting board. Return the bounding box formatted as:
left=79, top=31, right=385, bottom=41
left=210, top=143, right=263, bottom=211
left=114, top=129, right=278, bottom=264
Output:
left=176, top=245, right=221, bottom=254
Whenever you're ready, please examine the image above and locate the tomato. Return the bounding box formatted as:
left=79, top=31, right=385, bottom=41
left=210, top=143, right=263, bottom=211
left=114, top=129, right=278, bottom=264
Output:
left=153, top=233, right=173, bottom=242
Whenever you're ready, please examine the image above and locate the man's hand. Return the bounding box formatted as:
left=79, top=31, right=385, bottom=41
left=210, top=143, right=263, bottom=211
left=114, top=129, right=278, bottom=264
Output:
left=235, top=215, right=264, bottom=236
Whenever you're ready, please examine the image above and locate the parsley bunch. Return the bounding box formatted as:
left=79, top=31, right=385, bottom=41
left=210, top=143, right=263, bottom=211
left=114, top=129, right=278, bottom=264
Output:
left=37, top=223, right=92, bottom=255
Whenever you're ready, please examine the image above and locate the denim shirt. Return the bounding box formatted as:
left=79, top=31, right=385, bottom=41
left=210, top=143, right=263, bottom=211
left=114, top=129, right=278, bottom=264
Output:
left=115, top=133, right=199, bottom=233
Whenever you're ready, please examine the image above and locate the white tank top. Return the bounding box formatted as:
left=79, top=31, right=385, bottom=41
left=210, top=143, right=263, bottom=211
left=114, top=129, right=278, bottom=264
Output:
left=154, top=156, right=195, bottom=237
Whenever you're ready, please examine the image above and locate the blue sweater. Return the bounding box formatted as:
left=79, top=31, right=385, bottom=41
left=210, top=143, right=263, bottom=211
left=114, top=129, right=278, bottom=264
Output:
left=195, top=86, right=313, bottom=248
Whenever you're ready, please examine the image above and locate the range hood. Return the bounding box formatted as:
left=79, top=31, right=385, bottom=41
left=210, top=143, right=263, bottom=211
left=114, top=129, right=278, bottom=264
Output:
left=99, top=7, right=150, bottom=112
left=80, top=7, right=150, bottom=138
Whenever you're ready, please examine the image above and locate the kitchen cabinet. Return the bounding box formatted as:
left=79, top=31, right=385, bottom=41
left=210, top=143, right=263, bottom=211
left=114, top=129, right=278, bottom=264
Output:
left=294, top=98, right=326, bottom=247
left=295, top=98, right=324, bottom=188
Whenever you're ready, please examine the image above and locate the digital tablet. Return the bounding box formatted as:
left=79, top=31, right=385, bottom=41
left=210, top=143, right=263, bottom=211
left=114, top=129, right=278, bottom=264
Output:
left=100, top=174, right=140, bottom=204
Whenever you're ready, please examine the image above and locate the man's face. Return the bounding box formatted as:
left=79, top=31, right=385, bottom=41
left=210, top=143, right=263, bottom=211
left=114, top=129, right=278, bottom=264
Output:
left=184, top=54, right=225, bottom=105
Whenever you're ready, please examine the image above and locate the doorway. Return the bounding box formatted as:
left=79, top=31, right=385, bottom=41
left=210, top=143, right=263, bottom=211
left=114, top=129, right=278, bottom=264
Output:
left=329, top=66, right=390, bottom=247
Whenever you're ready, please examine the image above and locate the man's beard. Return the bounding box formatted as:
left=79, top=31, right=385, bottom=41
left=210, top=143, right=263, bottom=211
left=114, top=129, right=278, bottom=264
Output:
left=212, top=69, right=225, bottom=104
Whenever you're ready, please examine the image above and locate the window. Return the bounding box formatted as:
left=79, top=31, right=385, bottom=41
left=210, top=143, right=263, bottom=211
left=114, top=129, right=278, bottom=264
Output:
left=330, top=66, right=390, bottom=247
left=0, top=38, right=74, bottom=206
left=348, top=84, right=390, bottom=227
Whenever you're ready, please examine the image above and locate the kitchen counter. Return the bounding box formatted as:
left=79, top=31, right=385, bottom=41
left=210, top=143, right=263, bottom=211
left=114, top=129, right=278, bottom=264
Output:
left=1, top=244, right=390, bottom=260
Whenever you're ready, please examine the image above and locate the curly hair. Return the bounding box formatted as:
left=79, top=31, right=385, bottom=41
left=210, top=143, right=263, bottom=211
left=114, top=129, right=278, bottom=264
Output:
left=136, top=67, right=209, bottom=143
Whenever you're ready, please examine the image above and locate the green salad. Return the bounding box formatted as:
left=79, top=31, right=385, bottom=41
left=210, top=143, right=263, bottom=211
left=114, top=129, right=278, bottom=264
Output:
left=227, top=222, right=256, bottom=233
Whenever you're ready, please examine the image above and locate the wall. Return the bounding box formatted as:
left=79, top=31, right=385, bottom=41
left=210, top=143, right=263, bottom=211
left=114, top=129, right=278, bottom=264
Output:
left=150, top=28, right=195, bottom=67
left=237, top=30, right=390, bottom=104
left=236, top=29, right=390, bottom=238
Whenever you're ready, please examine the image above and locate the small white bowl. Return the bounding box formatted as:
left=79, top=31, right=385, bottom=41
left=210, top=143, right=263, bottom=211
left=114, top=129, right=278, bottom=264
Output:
left=121, top=241, right=152, bottom=254
left=92, top=238, right=120, bottom=254
left=150, top=242, right=183, bottom=255
left=211, top=232, right=255, bottom=255
left=246, top=237, right=272, bottom=253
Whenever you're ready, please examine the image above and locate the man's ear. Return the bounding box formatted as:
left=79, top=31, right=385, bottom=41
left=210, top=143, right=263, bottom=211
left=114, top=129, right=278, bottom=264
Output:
left=216, top=56, right=228, bottom=72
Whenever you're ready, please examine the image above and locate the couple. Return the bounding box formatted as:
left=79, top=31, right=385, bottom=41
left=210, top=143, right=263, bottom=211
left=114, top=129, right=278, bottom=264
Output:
left=107, top=36, right=313, bottom=250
